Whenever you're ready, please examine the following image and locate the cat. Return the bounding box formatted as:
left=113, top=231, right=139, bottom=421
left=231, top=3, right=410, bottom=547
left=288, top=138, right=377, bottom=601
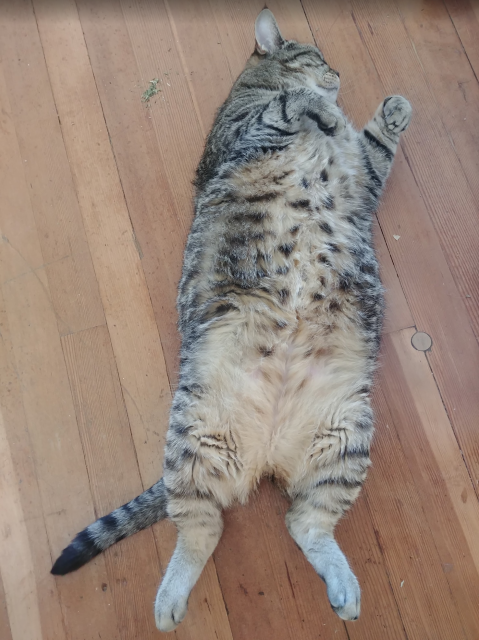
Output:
left=51, top=8, right=412, bottom=632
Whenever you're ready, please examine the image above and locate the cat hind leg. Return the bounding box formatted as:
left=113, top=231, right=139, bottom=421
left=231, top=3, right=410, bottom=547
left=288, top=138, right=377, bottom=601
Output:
left=285, top=495, right=361, bottom=620
left=154, top=413, right=241, bottom=631
left=154, top=492, right=223, bottom=632
left=285, top=410, right=372, bottom=621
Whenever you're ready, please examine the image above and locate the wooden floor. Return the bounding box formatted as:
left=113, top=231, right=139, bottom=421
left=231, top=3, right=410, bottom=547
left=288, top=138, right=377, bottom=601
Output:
left=1, top=0, right=479, bottom=638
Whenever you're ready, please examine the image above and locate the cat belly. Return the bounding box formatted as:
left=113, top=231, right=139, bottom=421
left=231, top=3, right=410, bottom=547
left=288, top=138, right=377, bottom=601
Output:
left=241, top=323, right=367, bottom=482
left=182, top=312, right=368, bottom=501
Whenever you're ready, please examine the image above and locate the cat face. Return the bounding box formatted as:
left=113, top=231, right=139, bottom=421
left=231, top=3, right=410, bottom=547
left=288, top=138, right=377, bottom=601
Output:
left=253, top=9, right=340, bottom=103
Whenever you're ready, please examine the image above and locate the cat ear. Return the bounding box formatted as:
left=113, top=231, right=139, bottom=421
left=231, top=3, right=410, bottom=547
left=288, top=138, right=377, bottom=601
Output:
left=255, top=9, right=285, bottom=55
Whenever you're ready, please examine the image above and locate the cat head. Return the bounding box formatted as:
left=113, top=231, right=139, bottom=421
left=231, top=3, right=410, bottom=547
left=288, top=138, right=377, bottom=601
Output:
left=247, top=9, right=340, bottom=103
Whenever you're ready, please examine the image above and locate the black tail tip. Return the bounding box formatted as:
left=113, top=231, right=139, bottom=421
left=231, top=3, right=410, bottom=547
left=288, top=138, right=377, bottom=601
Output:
left=51, top=545, right=86, bottom=575
left=51, top=533, right=102, bottom=575
left=51, top=542, right=99, bottom=575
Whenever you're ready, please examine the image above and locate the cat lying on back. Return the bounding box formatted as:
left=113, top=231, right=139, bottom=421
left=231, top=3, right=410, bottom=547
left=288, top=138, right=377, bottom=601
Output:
left=52, top=8, right=412, bottom=632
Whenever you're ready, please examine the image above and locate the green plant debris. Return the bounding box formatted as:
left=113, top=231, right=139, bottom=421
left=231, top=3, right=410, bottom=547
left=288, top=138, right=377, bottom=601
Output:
left=142, top=78, right=160, bottom=103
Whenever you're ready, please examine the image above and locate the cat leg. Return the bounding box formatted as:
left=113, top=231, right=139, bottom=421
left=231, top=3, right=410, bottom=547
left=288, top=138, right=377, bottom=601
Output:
left=360, top=95, right=412, bottom=184
left=285, top=406, right=373, bottom=621
left=286, top=489, right=361, bottom=620
left=272, top=88, right=347, bottom=137
left=154, top=387, right=241, bottom=631
left=240, top=87, right=346, bottom=151
left=154, top=492, right=223, bottom=632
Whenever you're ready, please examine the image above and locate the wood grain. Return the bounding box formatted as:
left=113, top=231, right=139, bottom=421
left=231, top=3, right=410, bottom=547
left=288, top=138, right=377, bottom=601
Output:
left=381, top=329, right=479, bottom=638
left=62, top=326, right=163, bottom=639
left=75, top=0, right=188, bottom=379
left=33, top=0, right=172, bottom=488
left=0, top=287, right=66, bottom=640
left=445, top=0, right=479, bottom=81
left=0, top=570, right=13, bottom=640
left=1, top=0, right=479, bottom=638
left=216, top=481, right=348, bottom=640
left=33, top=1, right=233, bottom=638
left=0, top=1, right=105, bottom=338
left=0, top=408, right=43, bottom=640
left=396, top=0, right=479, bottom=202
left=0, top=18, right=120, bottom=634
left=351, top=0, right=479, bottom=336
left=366, top=385, right=467, bottom=640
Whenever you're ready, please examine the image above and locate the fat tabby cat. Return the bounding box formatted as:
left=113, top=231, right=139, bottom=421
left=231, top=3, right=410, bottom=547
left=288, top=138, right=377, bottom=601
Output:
left=52, top=9, right=412, bottom=632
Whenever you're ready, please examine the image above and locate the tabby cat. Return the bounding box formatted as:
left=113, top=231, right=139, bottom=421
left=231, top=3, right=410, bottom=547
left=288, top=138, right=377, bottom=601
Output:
left=52, top=9, right=412, bottom=632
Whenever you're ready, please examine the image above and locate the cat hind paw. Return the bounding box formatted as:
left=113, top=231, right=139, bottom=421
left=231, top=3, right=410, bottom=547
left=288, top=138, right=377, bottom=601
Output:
left=154, top=585, right=189, bottom=632
left=325, top=563, right=361, bottom=621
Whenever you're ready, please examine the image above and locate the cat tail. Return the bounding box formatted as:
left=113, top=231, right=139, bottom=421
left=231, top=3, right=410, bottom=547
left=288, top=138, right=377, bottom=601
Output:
left=51, top=478, right=167, bottom=575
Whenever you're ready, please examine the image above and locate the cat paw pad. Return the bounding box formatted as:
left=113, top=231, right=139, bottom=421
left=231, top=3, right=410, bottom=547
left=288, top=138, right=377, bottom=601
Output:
left=382, top=95, right=412, bottom=133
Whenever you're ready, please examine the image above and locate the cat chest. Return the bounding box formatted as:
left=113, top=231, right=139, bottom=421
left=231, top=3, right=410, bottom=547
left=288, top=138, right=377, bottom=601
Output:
left=226, top=137, right=361, bottom=306
left=264, top=197, right=357, bottom=312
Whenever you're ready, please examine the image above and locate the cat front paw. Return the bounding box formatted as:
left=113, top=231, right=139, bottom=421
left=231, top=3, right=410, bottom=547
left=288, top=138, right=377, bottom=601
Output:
left=312, top=101, right=346, bottom=137
left=382, top=96, right=412, bottom=133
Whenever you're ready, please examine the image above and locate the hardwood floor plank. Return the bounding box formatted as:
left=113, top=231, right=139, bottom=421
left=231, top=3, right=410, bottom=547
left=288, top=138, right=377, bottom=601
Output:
left=0, top=2, right=105, bottom=338
left=0, top=569, right=13, bottom=640
left=376, top=153, right=479, bottom=492
left=445, top=0, right=479, bottom=81
left=216, top=481, right=348, bottom=640
left=208, top=0, right=263, bottom=79
left=0, top=46, right=120, bottom=638
left=0, top=411, right=43, bottom=640
left=74, top=0, right=189, bottom=379
left=381, top=328, right=479, bottom=638
left=34, top=1, right=233, bottom=638
left=217, top=497, right=317, bottom=640
left=0, top=286, right=66, bottom=640
left=33, top=0, right=171, bottom=489
left=119, top=0, right=206, bottom=224
left=255, top=482, right=407, bottom=640
left=349, top=0, right=479, bottom=336
left=366, top=385, right=467, bottom=639
left=62, top=326, right=164, bottom=639
left=2, top=257, right=122, bottom=640
left=336, top=496, right=407, bottom=640
left=163, top=0, right=234, bottom=133
left=302, top=0, right=479, bottom=494
left=374, top=219, right=414, bottom=334
left=395, top=0, right=479, bottom=250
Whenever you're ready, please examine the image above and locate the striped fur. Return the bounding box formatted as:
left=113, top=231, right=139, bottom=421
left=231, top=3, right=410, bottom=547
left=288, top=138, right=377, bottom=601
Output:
left=51, top=9, right=411, bottom=632
left=51, top=479, right=167, bottom=575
